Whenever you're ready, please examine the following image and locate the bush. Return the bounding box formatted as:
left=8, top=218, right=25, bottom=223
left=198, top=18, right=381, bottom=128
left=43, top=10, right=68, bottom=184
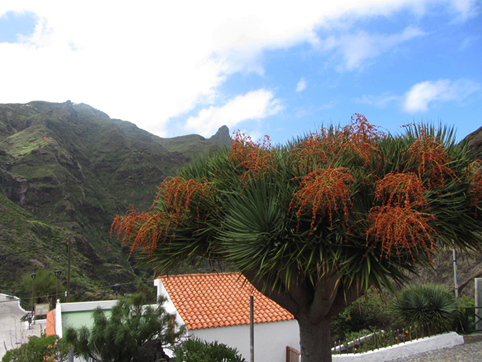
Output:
left=456, top=294, right=475, bottom=332
left=172, top=338, right=245, bottom=362
left=391, top=283, right=457, bottom=335
left=2, top=333, right=71, bottom=362
left=64, top=293, right=185, bottom=362
left=21, top=269, right=66, bottom=310
left=331, top=288, right=395, bottom=341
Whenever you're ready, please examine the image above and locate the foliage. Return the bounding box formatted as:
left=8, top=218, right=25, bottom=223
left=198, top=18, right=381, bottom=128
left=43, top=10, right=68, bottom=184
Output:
left=172, top=338, right=245, bottom=362
left=1, top=333, right=71, bottom=362
left=113, top=116, right=482, bottom=292
left=391, top=283, right=458, bottom=334
left=0, top=101, right=230, bottom=300
left=331, top=288, right=396, bottom=341
left=20, top=269, right=66, bottom=310
left=64, top=293, right=185, bottom=362
left=112, top=115, right=482, bottom=361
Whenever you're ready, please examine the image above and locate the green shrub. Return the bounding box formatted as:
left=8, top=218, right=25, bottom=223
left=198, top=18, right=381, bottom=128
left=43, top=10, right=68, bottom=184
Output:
left=391, top=283, right=457, bottom=335
left=331, top=288, right=395, bottom=341
left=456, top=294, right=475, bottom=332
left=21, top=269, right=66, bottom=310
left=172, top=338, right=245, bottom=362
left=2, top=333, right=71, bottom=362
left=64, top=293, right=185, bottom=362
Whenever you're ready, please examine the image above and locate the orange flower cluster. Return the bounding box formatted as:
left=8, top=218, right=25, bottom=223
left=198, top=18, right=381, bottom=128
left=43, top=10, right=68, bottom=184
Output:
left=367, top=172, right=435, bottom=261
left=466, top=160, right=482, bottom=215
left=366, top=206, right=435, bottom=260
left=346, top=113, right=385, bottom=167
left=290, top=114, right=383, bottom=172
left=158, top=176, right=216, bottom=220
left=112, top=177, right=215, bottom=256
left=374, top=172, right=427, bottom=209
left=404, top=127, right=455, bottom=189
left=291, top=168, right=354, bottom=232
left=229, top=130, right=276, bottom=180
left=111, top=206, right=173, bottom=256
left=111, top=205, right=150, bottom=244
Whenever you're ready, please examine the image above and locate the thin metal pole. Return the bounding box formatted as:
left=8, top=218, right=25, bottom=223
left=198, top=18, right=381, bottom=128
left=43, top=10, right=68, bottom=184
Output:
left=453, top=248, right=458, bottom=300
left=31, top=279, right=35, bottom=314
left=31, top=273, right=36, bottom=327
left=250, top=295, right=254, bottom=362
left=67, top=239, right=71, bottom=302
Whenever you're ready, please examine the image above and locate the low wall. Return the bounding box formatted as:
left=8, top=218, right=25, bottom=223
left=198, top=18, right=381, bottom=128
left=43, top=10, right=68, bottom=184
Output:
left=332, top=332, right=464, bottom=362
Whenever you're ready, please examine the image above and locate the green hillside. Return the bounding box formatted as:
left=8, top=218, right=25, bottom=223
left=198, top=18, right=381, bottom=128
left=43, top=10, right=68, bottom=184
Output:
left=0, top=101, right=230, bottom=299
left=1, top=100, right=481, bottom=301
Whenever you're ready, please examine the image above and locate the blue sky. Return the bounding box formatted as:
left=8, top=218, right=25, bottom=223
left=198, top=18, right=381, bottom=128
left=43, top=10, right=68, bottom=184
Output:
left=0, top=1, right=480, bottom=145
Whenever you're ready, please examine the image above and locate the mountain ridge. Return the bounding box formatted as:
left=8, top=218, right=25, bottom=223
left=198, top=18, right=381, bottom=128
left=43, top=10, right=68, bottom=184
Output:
left=0, top=100, right=230, bottom=299
left=1, top=100, right=482, bottom=301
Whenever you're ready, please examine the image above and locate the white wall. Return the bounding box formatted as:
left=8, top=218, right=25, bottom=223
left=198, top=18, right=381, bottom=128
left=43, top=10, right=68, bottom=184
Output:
left=154, top=278, right=300, bottom=362
left=190, top=319, right=300, bottom=362
left=55, top=300, right=117, bottom=337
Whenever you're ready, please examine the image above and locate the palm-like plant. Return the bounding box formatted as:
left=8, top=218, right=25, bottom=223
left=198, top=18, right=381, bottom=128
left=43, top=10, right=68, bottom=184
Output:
left=392, top=284, right=458, bottom=335
left=112, top=115, right=482, bottom=362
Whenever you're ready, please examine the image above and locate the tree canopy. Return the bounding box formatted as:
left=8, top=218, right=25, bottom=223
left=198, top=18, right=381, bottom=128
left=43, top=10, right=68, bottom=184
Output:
left=112, top=115, right=482, bottom=361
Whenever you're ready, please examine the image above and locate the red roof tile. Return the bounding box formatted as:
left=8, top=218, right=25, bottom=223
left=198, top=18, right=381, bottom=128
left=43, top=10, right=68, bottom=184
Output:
left=159, top=272, right=294, bottom=330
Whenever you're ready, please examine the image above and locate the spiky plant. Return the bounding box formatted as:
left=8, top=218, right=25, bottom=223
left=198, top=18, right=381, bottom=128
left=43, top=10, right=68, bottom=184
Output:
left=112, top=115, right=482, bottom=362
left=392, top=284, right=458, bottom=335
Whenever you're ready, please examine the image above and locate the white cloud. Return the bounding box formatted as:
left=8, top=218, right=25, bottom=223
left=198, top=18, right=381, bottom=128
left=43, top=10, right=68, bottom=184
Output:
left=0, top=0, right=476, bottom=136
left=296, top=78, right=307, bottom=92
left=356, top=93, right=400, bottom=108
left=321, top=26, right=425, bottom=71
left=449, top=0, right=480, bottom=22
left=320, top=101, right=335, bottom=110
left=403, top=79, right=481, bottom=112
left=185, top=89, right=283, bottom=137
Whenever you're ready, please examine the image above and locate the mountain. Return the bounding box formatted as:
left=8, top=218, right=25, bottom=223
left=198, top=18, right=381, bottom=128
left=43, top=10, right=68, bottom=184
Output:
left=0, top=101, right=230, bottom=299
left=1, top=101, right=481, bottom=301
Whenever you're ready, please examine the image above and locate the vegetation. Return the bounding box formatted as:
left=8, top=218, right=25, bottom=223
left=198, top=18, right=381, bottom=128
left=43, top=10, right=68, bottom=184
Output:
left=64, top=293, right=185, bottom=362
left=392, top=284, right=458, bottom=335
left=20, top=269, right=66, bottom=310
left=1, top=333, right=71, bottom=362
left=0, top=101, right=229, bottom=298
left=332, top=288, right=396, bottom=342
left=172, top=338, right=245, bottom=362
left=114, top=115, right=482, bottom=362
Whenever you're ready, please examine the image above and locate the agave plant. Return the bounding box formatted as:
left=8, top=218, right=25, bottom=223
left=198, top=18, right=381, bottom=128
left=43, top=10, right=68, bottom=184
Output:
left=392, top=284, right=458, bottom=335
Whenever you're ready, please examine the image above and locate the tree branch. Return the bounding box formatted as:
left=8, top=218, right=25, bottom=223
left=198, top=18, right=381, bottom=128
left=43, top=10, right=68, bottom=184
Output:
left=243, top=270, right=302, bottom=318
left=325, top=281, right=360, bottom=320
left=308, top=272, right=341, bottom=322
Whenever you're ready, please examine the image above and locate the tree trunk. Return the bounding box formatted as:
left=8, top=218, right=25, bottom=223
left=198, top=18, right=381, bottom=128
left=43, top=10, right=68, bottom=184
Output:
left=298, top=313, right=333, bottom=362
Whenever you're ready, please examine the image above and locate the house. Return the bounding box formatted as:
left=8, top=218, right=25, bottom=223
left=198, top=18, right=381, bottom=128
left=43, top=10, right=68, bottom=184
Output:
left=47, top=300, right=118, bottom=338
left=154, top=272, right=301, bottom=362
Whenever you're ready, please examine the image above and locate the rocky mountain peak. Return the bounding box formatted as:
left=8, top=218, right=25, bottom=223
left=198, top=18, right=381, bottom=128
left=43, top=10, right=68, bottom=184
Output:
left=209, top=125, right=230, bottom=147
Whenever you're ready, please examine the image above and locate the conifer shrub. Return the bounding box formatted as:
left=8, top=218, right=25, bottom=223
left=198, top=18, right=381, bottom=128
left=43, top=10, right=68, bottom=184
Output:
left=64, top=293, right=185, bottom=362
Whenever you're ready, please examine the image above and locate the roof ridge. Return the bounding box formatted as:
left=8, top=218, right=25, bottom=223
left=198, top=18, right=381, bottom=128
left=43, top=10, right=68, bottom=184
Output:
left=157, top=272, right=240, bottom=279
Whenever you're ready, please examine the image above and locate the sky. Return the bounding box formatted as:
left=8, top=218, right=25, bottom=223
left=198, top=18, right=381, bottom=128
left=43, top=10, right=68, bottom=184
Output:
left=0, top=0, right=481, bottom=145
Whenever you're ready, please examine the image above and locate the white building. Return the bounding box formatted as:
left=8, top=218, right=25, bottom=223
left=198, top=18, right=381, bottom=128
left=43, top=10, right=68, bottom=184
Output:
left=154, top=272, right=300, bottom=362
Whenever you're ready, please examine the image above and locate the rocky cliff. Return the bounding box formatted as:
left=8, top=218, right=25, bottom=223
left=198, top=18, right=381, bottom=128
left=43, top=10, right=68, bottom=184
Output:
left=0, top=101, right=230, bottom=299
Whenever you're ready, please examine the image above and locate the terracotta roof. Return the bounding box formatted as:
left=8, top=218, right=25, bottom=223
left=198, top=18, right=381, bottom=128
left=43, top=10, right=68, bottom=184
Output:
left=159, top=272, right=294, bottom=330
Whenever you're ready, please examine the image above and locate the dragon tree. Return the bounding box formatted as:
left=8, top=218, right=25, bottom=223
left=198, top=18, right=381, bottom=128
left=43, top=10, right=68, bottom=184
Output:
left=113, top=115, right=482, bottom=362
